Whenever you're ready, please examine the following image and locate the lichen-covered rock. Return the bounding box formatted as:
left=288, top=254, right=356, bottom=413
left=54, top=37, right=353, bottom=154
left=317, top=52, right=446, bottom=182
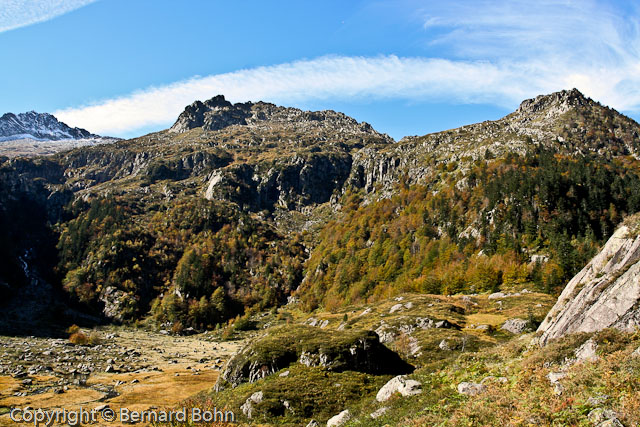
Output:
left=538, top=222, right=640, bottom=345
left=457, top=382, right=487, bottom=396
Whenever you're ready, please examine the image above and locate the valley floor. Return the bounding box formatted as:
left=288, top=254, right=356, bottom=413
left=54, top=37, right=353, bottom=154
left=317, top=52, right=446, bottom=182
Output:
left=0, top=328, right=244, bottom=427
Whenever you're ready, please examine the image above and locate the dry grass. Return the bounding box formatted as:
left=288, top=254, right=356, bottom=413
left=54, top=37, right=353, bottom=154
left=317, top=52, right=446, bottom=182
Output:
left=0, top=328, right=244, bottom=427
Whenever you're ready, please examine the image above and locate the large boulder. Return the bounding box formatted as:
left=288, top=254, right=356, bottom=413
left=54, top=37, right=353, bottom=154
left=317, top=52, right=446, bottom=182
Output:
left=538, top=221, right=640, bottom=345
left=215, top=325, right=413, bottom=390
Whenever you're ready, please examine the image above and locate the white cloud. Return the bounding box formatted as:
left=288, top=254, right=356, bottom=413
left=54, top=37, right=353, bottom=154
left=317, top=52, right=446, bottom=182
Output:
left=0, top=0, right=98, bottom=33
left=54, top=0, right=640, bottom=136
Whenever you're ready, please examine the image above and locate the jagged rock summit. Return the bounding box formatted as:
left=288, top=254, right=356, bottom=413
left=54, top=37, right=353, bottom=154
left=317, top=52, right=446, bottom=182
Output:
left=169, top=94, right=381, bottom=136
left=514, top=88, right=592, bottom=117
left=537, top=214, right=640, bottom=345
left=0, top=111, right=98, bottom=141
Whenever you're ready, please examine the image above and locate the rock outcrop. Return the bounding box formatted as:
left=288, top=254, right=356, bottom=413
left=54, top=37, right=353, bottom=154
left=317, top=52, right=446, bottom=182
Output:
left=538, top=219, right=640, bottom=345
left=215, top=326, right=413, bottom=390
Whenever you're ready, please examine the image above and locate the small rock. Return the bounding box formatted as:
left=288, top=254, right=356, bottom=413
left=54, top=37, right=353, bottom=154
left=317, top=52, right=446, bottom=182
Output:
left=588, top=408, right=620, bottom=424
left=488, top=292, right=507, bottom=300
left=587, top=394, right=609, bottom=407
left=305, top=420, right=319, bottom=427
left=631, top=346, right=640, bottom=358
left=547, top=371, right=567, bottom=384
left=457, top=382, right=487, bottom=396
left=389, top=303, right=404, bottom=314
left=22, top=379, right=32, bottom=385
left=358, top=308, right=372, bottom=317
left=279, top=370, right=290, bottom=377
left=326, top=409, right=351, bottom=427
left=240, top=391, right=264, bottom=419
left=501, top=318, right=529, bottom=334
left=435, top=319, right=459, bottom=329
left=553, top=383, right=564, bottom=395
left=376, top=375, right=422, bottom=402
left=95, top=404, right=109, bottom=412
left=596, top=419, right=624, bottom=427
left=370, top=407, right=389, bottom=419
left=404, top=302, right=413, bottom=309
left=438, top=340, right=450, bottom=351
left=131, top=379, right=139, bottom=384
left=575, top=338, right=599, bottom=363
left=480, top=376, right=508, bottom=384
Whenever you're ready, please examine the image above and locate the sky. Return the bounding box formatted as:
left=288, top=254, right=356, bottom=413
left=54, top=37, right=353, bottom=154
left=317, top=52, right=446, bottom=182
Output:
left=1, top=0, right=640, bottom=140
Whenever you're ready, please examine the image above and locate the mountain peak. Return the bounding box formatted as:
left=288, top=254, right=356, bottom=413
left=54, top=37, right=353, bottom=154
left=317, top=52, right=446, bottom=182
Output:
left=515, top=88, right=593, bottom=116
left=169, top=95, right=385, bottom=138
left=0, top=111, right=99, bottom=142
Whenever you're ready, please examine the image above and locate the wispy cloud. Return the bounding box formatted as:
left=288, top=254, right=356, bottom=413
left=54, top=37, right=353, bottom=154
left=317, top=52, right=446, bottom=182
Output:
left=0, top=0, right=99, bottom=33
left=55, top=0, right=640, bottom=136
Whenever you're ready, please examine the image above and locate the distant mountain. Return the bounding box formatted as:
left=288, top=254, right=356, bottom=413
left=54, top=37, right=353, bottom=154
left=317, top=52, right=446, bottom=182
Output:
left=0, top=111, right=99, bottom=141
left=0, top=111, right=117, bottom=157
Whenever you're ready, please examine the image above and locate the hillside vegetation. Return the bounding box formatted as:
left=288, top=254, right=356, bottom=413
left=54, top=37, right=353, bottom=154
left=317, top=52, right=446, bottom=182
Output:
left=300, top=148, right=640, bottom=311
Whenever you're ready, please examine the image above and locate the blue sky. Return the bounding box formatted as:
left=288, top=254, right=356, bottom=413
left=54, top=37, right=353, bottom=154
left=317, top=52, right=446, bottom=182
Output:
left=1, top=0, right=639, bottom=140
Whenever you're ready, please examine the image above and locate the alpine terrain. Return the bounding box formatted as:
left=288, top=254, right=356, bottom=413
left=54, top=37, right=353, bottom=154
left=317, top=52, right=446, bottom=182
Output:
left=1, top=89, right=640, bottom=426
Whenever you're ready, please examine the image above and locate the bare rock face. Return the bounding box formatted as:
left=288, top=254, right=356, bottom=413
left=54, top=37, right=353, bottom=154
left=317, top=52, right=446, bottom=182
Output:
left=538, top=221, right=640, bottom=345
